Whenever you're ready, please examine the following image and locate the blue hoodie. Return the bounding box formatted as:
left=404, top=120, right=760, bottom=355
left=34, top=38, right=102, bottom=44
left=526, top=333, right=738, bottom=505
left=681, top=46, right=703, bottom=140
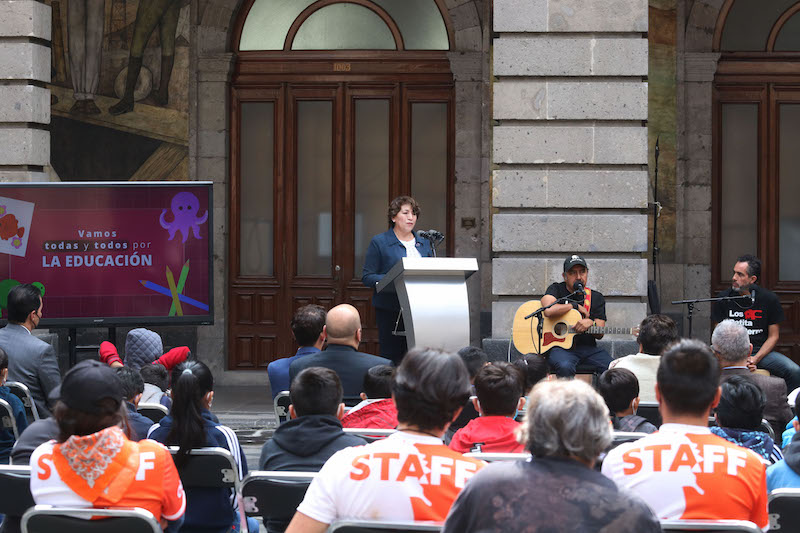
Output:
left=147, top=409, right=247, bottom=532
left=769, top=431, right=800, bottom=491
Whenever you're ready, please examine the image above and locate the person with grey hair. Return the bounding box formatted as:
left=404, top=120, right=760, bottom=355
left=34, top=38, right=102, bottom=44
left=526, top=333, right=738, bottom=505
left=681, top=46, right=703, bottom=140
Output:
left=442, top=380, right=660, bottom=533
left=712, top=319, right=791, bottom=438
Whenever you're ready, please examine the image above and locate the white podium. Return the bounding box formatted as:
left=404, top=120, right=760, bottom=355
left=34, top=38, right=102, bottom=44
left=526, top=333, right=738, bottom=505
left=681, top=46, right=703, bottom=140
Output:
left=376, top=257, right=478, bottom=353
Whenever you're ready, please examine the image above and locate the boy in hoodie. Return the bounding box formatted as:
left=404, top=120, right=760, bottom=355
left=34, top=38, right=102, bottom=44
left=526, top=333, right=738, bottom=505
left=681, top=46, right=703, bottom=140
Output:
left=768, top=392, right=800, bottom=490
left=341, top=365, right=398, bottom=429
left=713, top=375, right=783, bottom=464
left=260, top=367, right=366, bottom=472
left=449, top=362, right=526, bottom=453
left=598, top=368, right=657, bottom=434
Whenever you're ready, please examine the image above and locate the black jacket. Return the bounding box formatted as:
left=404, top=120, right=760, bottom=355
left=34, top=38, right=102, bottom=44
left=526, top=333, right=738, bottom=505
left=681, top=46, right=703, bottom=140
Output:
left=259, top=414, right=365, bottom=471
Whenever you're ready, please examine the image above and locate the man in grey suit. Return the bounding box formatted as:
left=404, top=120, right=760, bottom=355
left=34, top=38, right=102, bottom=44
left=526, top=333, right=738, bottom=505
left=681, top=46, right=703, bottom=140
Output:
left=0, top=284, right=60, bottom=417
left=289, top=304, right=391, bottom=406
left=712, top=319, right=792, bottom=437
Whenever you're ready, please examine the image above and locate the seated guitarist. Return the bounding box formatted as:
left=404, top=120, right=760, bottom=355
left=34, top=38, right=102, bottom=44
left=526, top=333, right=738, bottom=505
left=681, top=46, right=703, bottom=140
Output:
left=540, top=255, right=612, bottom=377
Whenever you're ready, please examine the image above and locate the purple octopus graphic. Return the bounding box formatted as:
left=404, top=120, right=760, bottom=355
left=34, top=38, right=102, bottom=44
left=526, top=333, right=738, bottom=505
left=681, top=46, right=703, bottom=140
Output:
left=160, top=192, right=208, bottom=243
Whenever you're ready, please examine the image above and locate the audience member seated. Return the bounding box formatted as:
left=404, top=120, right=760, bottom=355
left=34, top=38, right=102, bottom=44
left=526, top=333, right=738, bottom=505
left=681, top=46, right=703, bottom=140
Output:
left=139, top=363, right=172, bottom=408
left=602, top=339, right=768, bottom=528
left=513, top=353, right=549, bottom=393
left=341, top=365, right=398, bottom=429
left=285, top=348, right=485, bottom=532
left=445, top=346, right=488, bottom=440
left=449, top=362, right=526, bottom=453
left=712, top=319, right=792, bottom=438
left=260, top=367, right=366, bottom=472
left=711, top=375, right=782, bottom=464
left=0, top=284, right=60, bottom=418
left=99, top=336, right=190, bottom=373
left=442, top=380, right=661, bottom=533
left=0, top=348, right=27, bottom=464
left=609, top=314, right=678, bottom=402
left=269, top=305, right=327, bottom=400
left=597, top=368, right=657, bottom=434
left=289, top=304, right=390, bottom=405
left=10, top=416, right=58, bottom=465
left=29, top=360, right=185, bottom=528
left=767, top=394, right=800, bottom=491
left=115, top=366, right=154, bottom=441
left=148, top=361, right=252, bottom=533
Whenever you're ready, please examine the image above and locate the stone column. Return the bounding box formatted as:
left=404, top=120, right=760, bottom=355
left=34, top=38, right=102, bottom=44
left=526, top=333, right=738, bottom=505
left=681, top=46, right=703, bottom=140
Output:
left=194, top=53, right=233, bottom=379
left=491, top=0, right=650, bottom=341
left=0, top=0, right=51, bottom=181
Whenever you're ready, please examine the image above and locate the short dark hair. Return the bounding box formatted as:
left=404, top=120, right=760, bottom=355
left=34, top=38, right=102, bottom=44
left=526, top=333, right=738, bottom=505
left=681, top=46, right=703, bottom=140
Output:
left=387, top=196, right=420, bottom=227
left=657, top=339, right=721, bottom=416
left=115, top=366, right=145, bottom=401
left=737, top=254, right=762, bottom=282
left=393, top=348, right=471, bottom=431
left=54, top=399, right=124, bottom=443
left=513, top=354, right=549, bottom=392
left=638, top=314, right=679, bottom=355
left=140, top=363, right=169, bottom=392
left=290, top=367, right=343, bottom=417
left=598, top=368, right=640, bottom=414
left=291, top=304, right=326, bottom=347
left=363, top=365, right=394, bottom=399
left=8, top=284, right=42, bottom=324
left=716, top=375, right=766, bottom=430
left=457, top=346, right=488, bottom=380
left=0, top=347, right=7, bottom=371
left=474, top=362, right=524, bottom=416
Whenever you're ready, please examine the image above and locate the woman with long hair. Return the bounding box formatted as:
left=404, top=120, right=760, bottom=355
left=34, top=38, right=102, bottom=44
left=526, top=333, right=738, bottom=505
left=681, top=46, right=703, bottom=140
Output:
left=147, top=360, right=252, bottom=532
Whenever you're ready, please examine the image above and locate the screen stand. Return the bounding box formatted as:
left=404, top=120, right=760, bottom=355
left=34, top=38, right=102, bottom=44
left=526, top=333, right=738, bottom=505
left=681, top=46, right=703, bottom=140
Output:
left=68, top=327, right=116, bottom=368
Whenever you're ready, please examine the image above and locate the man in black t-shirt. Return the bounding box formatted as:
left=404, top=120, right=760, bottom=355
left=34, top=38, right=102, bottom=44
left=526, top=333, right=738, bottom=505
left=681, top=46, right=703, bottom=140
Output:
left=540, top=255, right=612, bottom=377
left=712, top=254, right=800, bottom=391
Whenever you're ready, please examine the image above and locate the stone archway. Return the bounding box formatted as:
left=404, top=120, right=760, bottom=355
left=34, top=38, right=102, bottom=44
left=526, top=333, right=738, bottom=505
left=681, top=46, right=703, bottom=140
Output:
left=191, top=0, right=489, bottom=379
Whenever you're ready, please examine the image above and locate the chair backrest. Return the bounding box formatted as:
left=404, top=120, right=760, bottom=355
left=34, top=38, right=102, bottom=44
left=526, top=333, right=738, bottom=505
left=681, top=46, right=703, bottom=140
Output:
left=21, top=505, right=162, bottom=533
left=6, top=381, right=40, bottom=423
left=274, top=391, right=291, bottom=424
left=0, top=465, right=34, bottom=517
left=0, top=397, right=20, bottom=439
left=768, top=488, right=800, bottom=531
left=327, top=520, right=442, bottom=532
left=659, top=519, right=762, bottom=532
left=168, top=446, right=240, bottom=491
left=610, top=431, right=648, bottom=448
left=241, top=470, right=316, bottom=530
left=463, top=452, right=530, bottom=462
left=636, top=401, right=661, bottom=427
left=136, top=403, right=169, bottom=424
left=759, top=418, right=776, bottom=440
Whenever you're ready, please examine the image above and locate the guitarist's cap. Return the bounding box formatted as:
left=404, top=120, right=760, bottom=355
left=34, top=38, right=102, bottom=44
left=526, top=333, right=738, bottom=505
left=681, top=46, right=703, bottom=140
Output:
left=563, top=254, right=588, bottom=272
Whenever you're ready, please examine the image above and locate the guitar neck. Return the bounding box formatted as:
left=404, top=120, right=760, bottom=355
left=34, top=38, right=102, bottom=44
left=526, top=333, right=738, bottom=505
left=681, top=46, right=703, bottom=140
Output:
left=578, top=326, right=636, bottom=335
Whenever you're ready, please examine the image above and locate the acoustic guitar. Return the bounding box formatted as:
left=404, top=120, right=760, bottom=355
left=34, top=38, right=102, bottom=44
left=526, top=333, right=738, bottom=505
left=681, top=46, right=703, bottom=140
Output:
left=511, top=300, right=638, bottom=355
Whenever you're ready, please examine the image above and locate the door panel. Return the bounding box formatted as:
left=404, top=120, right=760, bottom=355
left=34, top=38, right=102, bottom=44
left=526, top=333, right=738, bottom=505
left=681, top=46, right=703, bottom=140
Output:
left=229, top=81, right=452, bottom=368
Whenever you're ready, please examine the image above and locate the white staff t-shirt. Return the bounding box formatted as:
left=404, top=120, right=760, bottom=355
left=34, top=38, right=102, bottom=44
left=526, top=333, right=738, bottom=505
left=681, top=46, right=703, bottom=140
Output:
left=296, top=431, right=484, bottom=524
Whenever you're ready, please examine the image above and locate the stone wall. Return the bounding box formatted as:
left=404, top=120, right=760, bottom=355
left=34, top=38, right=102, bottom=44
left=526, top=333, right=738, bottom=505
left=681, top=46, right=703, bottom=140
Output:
left=491, top=0, right=650, bottom=338
left=0, top=0, right=51, bottom=181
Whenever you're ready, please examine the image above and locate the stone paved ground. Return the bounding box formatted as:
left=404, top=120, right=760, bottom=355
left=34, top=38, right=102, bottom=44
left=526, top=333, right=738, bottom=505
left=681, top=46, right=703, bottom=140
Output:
left=212, top=385, right=277, bottom=469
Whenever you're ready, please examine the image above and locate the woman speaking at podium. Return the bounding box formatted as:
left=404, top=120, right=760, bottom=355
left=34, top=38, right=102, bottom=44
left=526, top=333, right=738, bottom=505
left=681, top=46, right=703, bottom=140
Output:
left=362, top=196, right=433, bottom=364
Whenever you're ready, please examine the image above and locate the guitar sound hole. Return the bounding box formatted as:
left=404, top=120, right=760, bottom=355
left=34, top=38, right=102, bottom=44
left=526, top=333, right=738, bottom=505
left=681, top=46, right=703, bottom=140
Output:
left=553, top=323, right=567, bottom=336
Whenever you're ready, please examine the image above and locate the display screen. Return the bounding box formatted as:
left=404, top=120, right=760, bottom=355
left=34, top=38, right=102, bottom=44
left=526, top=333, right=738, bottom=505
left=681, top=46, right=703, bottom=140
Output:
left=0, top=182, right=213, bottom=326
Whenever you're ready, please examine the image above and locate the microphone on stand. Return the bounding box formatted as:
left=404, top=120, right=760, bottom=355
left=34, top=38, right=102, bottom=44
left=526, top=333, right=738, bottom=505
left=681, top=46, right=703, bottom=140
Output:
left=572, top=280, right=585, bottom=304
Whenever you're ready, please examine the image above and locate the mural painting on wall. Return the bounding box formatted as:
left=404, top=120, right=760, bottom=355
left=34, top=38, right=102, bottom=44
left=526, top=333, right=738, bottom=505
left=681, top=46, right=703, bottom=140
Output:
left=649, top=0, right=677, bottom=262
left=46, top=0, right=190, bottom=181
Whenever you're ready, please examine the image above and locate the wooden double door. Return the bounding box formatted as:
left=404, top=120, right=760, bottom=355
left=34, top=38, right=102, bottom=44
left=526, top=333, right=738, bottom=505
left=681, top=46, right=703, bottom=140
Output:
left=713, top=74, right=800, bottom=361
left=228, top=80, right=453, bottom=368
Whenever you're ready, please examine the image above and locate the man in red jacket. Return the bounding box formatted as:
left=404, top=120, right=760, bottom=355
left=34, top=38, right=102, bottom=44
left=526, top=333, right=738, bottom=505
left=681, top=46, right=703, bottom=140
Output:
left=449, top=362, right=526, bottom=453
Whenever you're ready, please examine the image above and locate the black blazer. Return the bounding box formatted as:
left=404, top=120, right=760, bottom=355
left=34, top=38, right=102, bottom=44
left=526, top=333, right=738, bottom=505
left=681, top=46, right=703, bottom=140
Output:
left=288, top=344, right=392, bottom=405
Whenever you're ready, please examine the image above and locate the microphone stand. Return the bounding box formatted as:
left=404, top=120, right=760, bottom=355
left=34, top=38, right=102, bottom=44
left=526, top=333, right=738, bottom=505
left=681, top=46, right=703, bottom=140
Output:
left=671, top=294, right=752, bottom=339
left=523, top=290, right=585, bottom=355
